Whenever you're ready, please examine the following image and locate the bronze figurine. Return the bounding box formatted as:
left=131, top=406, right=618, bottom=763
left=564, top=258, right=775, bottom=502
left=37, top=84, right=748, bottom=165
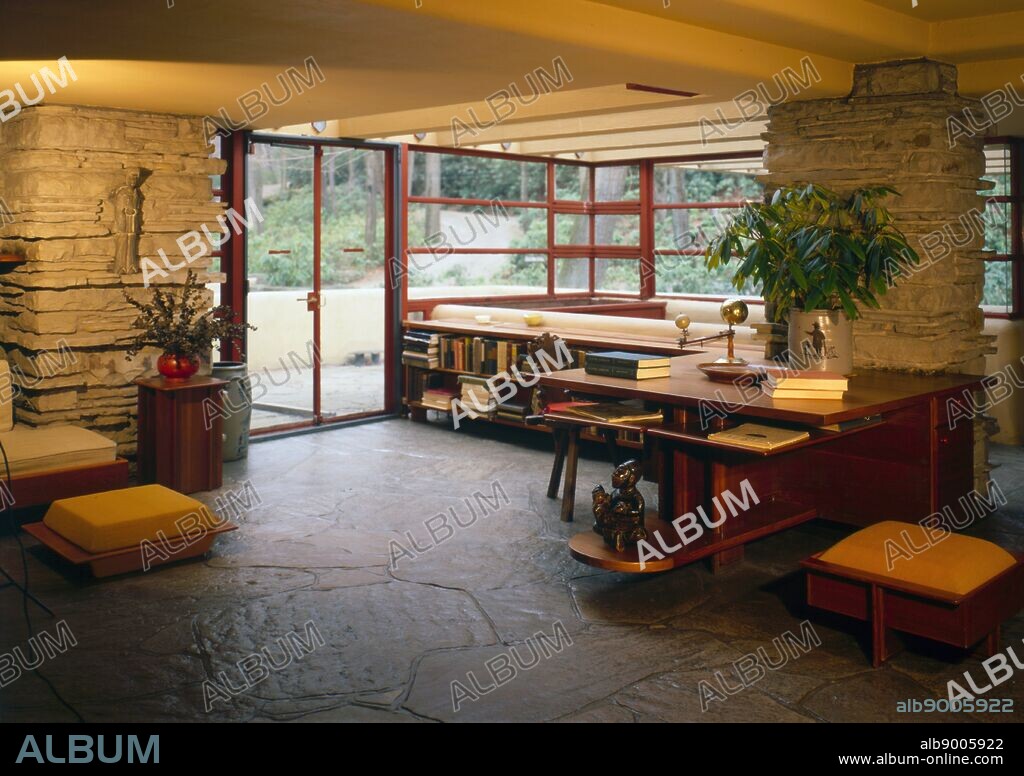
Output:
left=592, top=459, right=646, bottom=552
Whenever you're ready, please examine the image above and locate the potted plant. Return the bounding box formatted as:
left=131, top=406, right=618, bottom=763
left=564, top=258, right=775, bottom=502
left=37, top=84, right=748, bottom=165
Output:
left=705, top=183, right=920, bottom=374
left=125, top=270, right=254, bottom=380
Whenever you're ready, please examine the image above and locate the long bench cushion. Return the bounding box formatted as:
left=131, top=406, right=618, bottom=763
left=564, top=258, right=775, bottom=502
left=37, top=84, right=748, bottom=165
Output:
left=429, top=303, right=762, bottom=349
left=818, top=520, right=1016, bottom=596
left=43, top=484, right=220, bottom=554
left=0, top=424, right=116, bottom=477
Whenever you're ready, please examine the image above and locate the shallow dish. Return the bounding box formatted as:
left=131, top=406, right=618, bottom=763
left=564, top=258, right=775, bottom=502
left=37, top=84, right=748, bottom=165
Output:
left=697, top=363, right=769, bottom=383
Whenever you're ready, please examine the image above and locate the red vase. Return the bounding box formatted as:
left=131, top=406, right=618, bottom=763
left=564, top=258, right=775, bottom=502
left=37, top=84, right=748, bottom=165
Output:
left=157, top=353, right=200, bottom=380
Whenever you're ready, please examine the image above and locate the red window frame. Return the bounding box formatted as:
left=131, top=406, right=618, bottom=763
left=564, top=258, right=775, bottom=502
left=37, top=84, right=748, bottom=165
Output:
left=982, top=137, right=1023, bottom=320
left=402, top=146, right=650, bottom=317
left=646, top=152, right=764, bottom=304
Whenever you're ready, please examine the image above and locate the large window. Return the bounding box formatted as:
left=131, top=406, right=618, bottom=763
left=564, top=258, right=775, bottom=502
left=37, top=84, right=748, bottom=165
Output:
left=404, top=149, right=646, bottom=308
left=652, top=157, right=763, bottom=297
left=400, top=148, right=764, bottom=311
left=980, top=139, right=1021, bottom=317
left=406, top=149, right=555, bottom=301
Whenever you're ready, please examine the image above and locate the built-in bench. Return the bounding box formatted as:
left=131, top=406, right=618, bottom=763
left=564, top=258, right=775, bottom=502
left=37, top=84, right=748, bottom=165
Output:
left=0, top=362, right=129, bottom=507
left=428, top=302, right=765, bottom=354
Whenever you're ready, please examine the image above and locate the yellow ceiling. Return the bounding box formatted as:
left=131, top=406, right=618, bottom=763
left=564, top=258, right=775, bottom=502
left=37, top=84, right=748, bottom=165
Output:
left=2, top=0, right=1023, bottom=160
left=864, top=0, right=1024, bottom=20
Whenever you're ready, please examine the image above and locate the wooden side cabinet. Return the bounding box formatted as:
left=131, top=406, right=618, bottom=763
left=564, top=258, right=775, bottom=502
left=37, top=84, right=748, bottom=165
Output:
left=136, top=376, right=227, bottom=494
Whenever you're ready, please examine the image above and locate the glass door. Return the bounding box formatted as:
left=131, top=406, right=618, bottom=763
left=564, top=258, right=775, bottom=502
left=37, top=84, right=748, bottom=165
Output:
left=246, top=142, right=316, bottom=430
left=245, top=139, right=391, bottom=432
left=318, top=146, right=387, bottom=421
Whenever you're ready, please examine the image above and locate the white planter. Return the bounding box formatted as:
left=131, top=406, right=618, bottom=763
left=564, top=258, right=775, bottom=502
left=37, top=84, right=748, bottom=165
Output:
left=787, top=308, right=853, bottom=375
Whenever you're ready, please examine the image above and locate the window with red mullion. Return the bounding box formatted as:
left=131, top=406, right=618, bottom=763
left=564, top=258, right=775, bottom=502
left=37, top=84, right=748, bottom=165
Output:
left=647, top=152, right=763, bottom=302
left=982, top=138, right=1022, bottom=319
left=400, top=146, right=765, bottom=307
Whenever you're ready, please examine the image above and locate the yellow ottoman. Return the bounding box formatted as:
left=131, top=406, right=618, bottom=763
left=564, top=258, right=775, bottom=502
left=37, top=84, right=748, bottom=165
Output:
left=802, top=521, right=1024, bottom=666
left=24, top=485, right=236, bottom=577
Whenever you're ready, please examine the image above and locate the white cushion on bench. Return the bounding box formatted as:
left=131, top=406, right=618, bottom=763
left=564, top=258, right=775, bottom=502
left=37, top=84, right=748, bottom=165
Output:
left=0, top=424, right=116, bottom=477
left=429, top=303, right=763, bottom=350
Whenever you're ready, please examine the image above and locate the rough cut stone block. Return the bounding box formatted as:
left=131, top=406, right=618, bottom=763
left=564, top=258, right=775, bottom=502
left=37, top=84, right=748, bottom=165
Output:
left=0, top=104, right=222, bottom=453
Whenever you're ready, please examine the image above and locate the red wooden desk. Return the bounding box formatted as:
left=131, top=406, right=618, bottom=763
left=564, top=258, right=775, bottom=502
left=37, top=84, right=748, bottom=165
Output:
left=136, top=376, right=227, bottom=494
left=540, top=354, right=984, bottom=573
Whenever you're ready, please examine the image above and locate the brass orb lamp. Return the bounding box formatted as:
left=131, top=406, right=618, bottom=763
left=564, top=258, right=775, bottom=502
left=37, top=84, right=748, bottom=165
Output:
left=674, top=298, right=749, bottom=365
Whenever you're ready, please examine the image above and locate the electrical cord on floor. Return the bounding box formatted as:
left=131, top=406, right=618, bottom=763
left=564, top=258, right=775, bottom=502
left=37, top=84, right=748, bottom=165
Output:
left=0, top=438, right=85, bottom=722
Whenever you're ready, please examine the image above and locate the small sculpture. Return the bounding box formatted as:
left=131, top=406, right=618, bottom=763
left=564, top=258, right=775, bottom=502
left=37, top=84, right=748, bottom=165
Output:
left=592, top=459, right=646, bottom=552
left=111, top=168, right=145, bottom=274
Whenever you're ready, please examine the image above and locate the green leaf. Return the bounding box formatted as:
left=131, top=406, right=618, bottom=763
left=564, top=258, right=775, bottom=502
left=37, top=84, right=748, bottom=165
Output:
left=837, top=287, right=858, bottom=320
left=790, top=261, right=809, bottom=291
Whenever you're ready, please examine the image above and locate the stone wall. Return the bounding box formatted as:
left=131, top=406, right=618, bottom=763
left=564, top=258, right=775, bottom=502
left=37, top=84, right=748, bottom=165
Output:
left=762, top=59, right=995, bottom=487
left=0, top=104, right=225, bottom=455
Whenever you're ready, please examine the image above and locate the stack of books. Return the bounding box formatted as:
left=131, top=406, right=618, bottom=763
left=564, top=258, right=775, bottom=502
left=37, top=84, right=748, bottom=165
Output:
left=495, top=401, right=529, bottom=424
left=707, top=423, right=810, bottom=451
left=762, top=369, right=848, bottom=400
left=402, top=331, right=439, bottom=369
left=584, top=351, right=670, bottom=380
left=457, top=375, right=497, bottom=416
left=420, top=386, right=459, bottom=412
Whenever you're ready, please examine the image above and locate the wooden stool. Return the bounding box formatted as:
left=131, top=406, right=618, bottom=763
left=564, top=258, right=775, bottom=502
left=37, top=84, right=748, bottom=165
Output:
left=541, top=412, right=650, bottom=522
left=802, top=521, right=1024, bottom=666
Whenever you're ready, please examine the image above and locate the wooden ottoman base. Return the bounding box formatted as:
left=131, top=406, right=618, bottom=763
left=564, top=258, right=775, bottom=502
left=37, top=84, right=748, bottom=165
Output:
left=23, top=521, right=237, bottom=578
left=802, top=553, right=1024, bottom=667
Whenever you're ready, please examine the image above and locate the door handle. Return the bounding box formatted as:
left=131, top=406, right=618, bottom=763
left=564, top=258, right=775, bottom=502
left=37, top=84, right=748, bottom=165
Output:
left=296, top=292, right=319, bottom=311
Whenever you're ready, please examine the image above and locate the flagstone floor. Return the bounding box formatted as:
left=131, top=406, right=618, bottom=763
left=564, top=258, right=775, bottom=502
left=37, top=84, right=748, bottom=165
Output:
left=1, top=418, right=1022, bottom=723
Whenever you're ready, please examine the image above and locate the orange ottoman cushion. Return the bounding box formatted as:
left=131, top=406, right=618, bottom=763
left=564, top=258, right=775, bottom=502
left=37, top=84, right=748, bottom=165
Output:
left=818, top=520, right=1016, bottom=596
left=43, top=484, right=220, bottom=553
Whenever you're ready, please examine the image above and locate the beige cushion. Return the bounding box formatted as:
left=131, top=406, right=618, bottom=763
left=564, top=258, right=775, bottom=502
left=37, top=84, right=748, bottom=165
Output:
left=0, top=424, right=116, bottom=476
left=429, top=304, right=761, bottom=351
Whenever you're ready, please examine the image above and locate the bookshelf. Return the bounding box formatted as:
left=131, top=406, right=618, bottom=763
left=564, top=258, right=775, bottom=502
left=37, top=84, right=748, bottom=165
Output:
left=402, top=319, right=686, bottom=448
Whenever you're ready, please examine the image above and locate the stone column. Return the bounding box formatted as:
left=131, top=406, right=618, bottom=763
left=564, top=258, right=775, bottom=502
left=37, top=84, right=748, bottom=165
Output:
left=0, top=104, right=226, bottom=455
left=762, top=59, right=995, bottom=488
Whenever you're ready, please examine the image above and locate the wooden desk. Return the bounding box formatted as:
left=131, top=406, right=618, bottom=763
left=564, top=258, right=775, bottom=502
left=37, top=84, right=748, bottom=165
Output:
left=540, top=354, right=984, bottom=573
left=136, top=376, right=227, bottom=494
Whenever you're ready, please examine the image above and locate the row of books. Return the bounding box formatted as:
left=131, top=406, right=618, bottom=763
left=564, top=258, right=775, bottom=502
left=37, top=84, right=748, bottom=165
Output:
left=401, top=330, right=439, bottom=369
left=584, top=351, right=670, bottom=380
left=405, top=330, right=586, bottom=377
